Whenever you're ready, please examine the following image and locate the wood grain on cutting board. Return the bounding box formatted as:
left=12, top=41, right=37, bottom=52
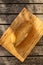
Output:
left=0, top=8, right=43, bottom=62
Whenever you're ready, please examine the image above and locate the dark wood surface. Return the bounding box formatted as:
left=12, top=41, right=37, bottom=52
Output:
left=0, top=0, right=43, bottom=65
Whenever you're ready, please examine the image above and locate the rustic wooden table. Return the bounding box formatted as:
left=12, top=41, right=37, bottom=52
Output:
left=0, top=0, right=43, bottom=65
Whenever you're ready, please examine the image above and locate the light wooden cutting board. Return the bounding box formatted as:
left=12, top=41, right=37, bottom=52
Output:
left=0, top=8, right=43, bottom=62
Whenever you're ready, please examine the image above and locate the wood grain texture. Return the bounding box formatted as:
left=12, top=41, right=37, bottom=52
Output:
left=0, top=4, right=43, bottom=25
left=0, top=3, right=43, bottom=37
left=1, top=8, right=32, bottom=46
left=0, top=57, right=43, bottom=65
left=0, top=0, right=43, bottom=3
left=0, top=45, right=43, bottom=56
left=1, top=8, right=43, bottom=62
left=0, top=4, right=43, bottom=13
left=0, top=15, right=43, bottom=24
left=0, top=0, right=43, bottom=64
left=0, top=37, right=43, bottom=56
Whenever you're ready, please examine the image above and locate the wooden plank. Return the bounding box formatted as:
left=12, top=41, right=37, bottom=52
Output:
left=1, top=8, right=43, bottom=62
left=0, top=25, right=9, bottom=37
left=0, top=4, right=43, bottom=13
left=0, top=0, right=43, bottom=3
left=0, top=57, right=43, bottom=65
left=0, top=25, right=43, bottom=46
left=0, top=15, right=43, bottom=24
left=37, top=37, right=43, bottom=45
left=0, top=0, right=14, bottom=3
left=0, top=15, right=17, bottom=24
left=1, top=11, right=32, bottom=46
left=0, top=0, right=43, bottom=64
left=0, top=46, right=43, bottom=56
left=30, top=46, right=43, bottom=55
